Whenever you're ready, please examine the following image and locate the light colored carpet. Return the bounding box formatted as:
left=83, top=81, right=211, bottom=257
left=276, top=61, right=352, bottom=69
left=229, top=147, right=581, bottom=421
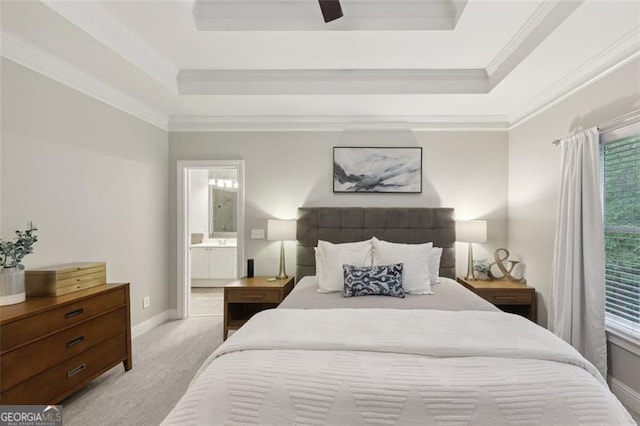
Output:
left=61, top=316, right=223, bottom=426
left=190, top=288, right=224, bottom=316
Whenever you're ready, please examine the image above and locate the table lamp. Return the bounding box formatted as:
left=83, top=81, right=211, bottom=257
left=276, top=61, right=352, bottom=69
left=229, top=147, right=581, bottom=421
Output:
left=267, top=219, right=296, bottom=279
left=456, top=220, right=487, bottom=280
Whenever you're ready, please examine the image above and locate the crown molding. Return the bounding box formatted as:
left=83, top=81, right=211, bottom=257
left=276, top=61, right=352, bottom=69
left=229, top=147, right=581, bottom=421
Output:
left=168, top=115, right=509, bottom=132
left=487, top=0, right=566, bottom=76
left=0, top=28, right=169, bottom=130
left=179, top=2, right=578, bottom=96
left=35, top=0, right=582, bottom=98
left=41, top=0, right=179, bottom=93
left=177, top=68, right=490, bottom=95
left=193, top=0, right=468, bottom=31
left=3, top=13, right=634, bottom=135
left=2, top=2, right=634, bottom=135
left=509, top=28, right=640, bottom=130
left=487, top=0, right=583, bottom=89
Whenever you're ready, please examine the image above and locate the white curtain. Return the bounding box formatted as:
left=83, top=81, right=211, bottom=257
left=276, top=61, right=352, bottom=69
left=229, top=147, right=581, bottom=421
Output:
left=549, top=127, right=607, bottom=379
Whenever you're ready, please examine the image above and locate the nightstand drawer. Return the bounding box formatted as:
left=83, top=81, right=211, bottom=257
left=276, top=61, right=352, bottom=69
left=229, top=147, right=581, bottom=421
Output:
left=482, top=291, right=532, bottom=305
left=226, top=288, right=281, bottom=303
left=456, top=277, right=536, bottom=322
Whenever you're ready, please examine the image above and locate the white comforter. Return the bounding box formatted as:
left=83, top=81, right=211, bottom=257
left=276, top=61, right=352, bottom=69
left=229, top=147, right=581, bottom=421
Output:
left=163, top=309, right=634, bottom=425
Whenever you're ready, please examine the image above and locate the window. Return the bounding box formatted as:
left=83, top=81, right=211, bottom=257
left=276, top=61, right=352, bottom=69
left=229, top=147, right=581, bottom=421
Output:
left=601, top=123, right=640, bottom=341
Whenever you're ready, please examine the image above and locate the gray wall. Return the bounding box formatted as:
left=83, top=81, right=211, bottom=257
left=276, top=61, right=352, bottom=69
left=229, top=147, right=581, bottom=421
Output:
left=508, top=58, right=640, bottom=395
left=169, top=129, right=509, bottom=307
left=1, top=58, right=170, bottom=326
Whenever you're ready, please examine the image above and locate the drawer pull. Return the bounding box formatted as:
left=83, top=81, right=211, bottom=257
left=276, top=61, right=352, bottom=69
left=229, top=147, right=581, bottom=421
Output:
left=65, top=308, right=84, bottom=319
left=494, top=296, right=520, bottom=301
left=67, top=363, right=86, bottom=378
left=243, top=294, right=266, bottom=300
left=66, top=335, right=85, bottom=347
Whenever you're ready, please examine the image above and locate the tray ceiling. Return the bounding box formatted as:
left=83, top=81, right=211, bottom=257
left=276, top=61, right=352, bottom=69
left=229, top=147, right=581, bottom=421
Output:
left=1, top=0, right=638, bottom=130
left=193, top=0, right=468, bottom=31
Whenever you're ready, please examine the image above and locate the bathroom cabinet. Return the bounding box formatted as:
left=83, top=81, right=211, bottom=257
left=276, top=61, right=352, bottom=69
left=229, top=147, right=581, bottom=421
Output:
left=191, top=247, right=237, bottom=279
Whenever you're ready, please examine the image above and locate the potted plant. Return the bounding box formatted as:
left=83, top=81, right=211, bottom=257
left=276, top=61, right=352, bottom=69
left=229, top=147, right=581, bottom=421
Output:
left=0, top=222, right=38, bottom=306
left=473, top=258, right=490, bottom=280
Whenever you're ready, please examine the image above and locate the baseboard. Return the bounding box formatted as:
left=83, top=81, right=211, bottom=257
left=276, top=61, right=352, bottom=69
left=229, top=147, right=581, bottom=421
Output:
left=609, top=376, right=640, bottom=421
left=131, top=309, right=178, bottom=338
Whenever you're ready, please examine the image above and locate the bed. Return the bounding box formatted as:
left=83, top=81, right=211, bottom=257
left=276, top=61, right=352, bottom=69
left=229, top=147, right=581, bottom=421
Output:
left=163, top=208, right=634, bottom=425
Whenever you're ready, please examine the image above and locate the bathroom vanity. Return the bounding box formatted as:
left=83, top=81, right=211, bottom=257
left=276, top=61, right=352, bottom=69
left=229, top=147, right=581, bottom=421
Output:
left=191, top=239, right=238, bottom=280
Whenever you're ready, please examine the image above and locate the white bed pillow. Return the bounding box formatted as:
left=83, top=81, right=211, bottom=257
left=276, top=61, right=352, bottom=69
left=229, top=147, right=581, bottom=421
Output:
left=429, top=247, right=443, bottom=285
left=372, top=237, right=433, bottom=295
left=316, top=239, right=373, bottom=293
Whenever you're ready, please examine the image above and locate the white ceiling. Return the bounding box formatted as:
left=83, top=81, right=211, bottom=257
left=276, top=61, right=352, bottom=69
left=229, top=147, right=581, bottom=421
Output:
left=1, top=0, right=639, bottom=130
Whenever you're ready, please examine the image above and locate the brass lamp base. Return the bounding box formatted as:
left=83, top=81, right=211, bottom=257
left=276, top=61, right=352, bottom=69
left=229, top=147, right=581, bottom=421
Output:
left=464, top=242, right=476, bottom=281
left=276, top=240, right=288, bottom=279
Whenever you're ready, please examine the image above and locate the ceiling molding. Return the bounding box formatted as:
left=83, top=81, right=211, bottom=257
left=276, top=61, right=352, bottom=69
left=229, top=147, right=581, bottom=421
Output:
left=452, top=0, right=468, bottom=27
left=177, top=68, right=489, bottom=95
left=178, top=3, right=579, bottom=96
left=38, top=0, right=582, bottom=98
left=3, top=2, right=634, bottom=135
left=41, top=0, right=179, bottom=93
left=4, top=15, right=634, bottom=135
left=486, top=0, right=583, bottom=87
left=168, top=115, right=509, bottom=132
left=0, top=28, right=169, bottom=130
left=509, top=28, right=640, bottom=130
left=193, top=0, right=468, bottom=31
left=486, top=1, right=553, bottom=76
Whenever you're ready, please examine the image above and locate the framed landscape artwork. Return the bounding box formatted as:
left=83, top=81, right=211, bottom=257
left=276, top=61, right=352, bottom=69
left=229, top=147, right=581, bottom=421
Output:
left=333, top=147, right=422, bottom=193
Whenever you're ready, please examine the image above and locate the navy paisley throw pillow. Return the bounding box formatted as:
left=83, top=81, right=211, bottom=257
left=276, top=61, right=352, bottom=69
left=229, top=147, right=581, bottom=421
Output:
left=343, top=263, right=405, bottom=298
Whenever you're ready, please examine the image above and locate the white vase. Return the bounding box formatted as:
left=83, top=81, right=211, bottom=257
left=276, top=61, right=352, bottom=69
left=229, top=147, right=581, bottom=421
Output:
left=0, top=267, right=26, bottom=306
left=475, top=271, right=489, bottom=280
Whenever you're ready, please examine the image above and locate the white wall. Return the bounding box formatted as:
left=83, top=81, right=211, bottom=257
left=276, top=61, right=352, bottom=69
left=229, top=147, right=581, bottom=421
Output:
left=508, top=58, right=640, bottom=394
left=169, top=129, right=509, bottom=307
left=1, top=58, right=170, bottom=326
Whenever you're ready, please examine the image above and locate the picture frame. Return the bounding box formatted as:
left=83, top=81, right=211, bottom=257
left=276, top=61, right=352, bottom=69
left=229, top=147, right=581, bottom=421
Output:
left=333, top=147, right=422, bottom=193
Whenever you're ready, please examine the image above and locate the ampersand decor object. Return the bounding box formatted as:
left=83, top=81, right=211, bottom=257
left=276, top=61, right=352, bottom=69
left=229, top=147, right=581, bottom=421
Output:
left=488, top=248, right=526, bottom=282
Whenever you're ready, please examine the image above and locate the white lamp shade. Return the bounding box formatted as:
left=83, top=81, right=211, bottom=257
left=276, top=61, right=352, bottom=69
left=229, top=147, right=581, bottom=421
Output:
left=267, top=219, right=296, bottom=241
left=456, top=220, right=487, bottom=243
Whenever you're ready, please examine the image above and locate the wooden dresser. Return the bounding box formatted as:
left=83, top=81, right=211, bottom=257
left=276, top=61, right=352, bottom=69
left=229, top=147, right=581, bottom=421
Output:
left=0, top=283, right=132, bottom=404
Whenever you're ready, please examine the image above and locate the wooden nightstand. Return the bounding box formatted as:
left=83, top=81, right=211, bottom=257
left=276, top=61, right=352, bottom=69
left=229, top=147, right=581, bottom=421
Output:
left=223, top=276, right=294, bottom=340
left=456, top=276, right=537, bottom=322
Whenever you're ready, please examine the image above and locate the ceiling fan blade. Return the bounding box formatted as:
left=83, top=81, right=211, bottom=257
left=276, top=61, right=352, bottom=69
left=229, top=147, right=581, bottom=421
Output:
left=318, top=0, right=343, bottom=23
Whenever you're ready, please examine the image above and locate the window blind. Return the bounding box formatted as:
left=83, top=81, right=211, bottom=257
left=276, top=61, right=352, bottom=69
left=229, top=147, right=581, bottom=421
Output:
left=602, top=132, right=640, bottom=339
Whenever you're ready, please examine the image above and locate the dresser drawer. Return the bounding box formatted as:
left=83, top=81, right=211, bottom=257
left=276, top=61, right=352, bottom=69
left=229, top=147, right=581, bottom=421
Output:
left=226, top=288, right=282, bottom=303
left=482, top=290, right=532, bottom=305
left=1, top=307, right=127, bottom=391
left=0, top=332, right=127, bottom=405
left=0, top=287, right=125, bottom=351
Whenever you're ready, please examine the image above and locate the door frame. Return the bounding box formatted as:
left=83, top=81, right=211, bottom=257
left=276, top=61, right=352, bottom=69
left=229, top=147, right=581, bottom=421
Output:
left=176, top=160, right=245, bottom=319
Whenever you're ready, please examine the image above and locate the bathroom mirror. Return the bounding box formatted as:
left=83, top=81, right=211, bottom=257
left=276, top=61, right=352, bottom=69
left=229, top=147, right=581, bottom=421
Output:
left=208, top=168, right=238, bottom=238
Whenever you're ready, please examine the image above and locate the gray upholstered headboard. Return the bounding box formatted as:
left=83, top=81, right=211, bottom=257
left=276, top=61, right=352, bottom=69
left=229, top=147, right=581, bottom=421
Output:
left=296, top=207, right=456, bottom=281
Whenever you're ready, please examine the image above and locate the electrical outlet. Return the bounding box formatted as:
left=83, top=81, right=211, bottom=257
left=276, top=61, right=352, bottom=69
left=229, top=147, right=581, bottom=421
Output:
left=251, top=229, right=265, bottom=239
left=143, top=296, right=150, bottom=309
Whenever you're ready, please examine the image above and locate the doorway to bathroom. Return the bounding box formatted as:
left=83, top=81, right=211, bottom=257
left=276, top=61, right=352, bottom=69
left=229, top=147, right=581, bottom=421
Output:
left=177, top=160, right=244, bottom=319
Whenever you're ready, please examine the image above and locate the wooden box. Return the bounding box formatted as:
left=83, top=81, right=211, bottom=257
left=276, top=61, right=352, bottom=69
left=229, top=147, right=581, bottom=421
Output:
left=25, top=262, right=107, bottom=297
